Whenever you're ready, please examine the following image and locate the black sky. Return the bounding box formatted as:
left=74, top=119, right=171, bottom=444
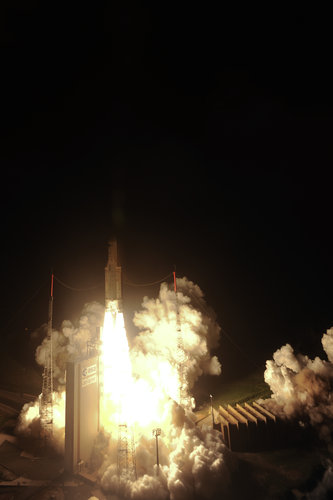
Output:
left=1, top=4, right=332, bottom=379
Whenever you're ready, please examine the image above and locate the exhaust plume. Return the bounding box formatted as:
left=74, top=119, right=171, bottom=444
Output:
left=131, top=278, right=222, bottom=405
left=98, top=277, right=234, bottom=499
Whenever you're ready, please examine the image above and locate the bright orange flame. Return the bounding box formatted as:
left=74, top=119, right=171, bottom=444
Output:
left=99, top=305, right=182, bottom=437
left=100, top=309, right=133, bottom=428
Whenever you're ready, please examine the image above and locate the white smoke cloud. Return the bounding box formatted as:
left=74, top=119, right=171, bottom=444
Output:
left=261, top=327, right=333, bottom=442
left=16, top=390, right=65, bottom=454
left=131, top=278, right=222, bottom=404
left=321, top=327, right=333, bottom=363
left=17, top=278, right=236, bottom=499
left=166, top=419, right=233, bottom=500
left=100, top=401, right=234, bottom=500
left=35, top=301, right=104, bottom=385
left=17, top=302, right=104, bottom=450
left=98, top=278, right=235, bottom=499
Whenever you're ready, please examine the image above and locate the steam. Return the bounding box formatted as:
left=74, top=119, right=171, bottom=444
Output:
left=17, top=277, right=236, bottom=498
left=99, top=278, right=235, bottom=499
left=16, top=391, right=66, bottom=453
left=131, top=278, right=222, bottom=404
left=99, top=401, right=234, bottom=500
left=262, top=327, right=333, bottom=442
left=35, top=301, right=104, bottom=385
left=16, top=302, right=104, bottom=450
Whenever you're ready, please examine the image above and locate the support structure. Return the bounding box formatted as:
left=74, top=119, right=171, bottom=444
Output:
left=117, top=423, right=137, bottom=480
left=152, top=428, right=161, bottom=475
left=210, top=394, right=215, bottom=427
left=173, top=270, right=189, bottom=408
left=39, top=272, right=54, bottom=437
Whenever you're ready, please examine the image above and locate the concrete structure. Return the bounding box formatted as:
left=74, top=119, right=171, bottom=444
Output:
left=236, top=403, right=259, bottom=450
left=204, top=401, right=314, bottom=452
left=227, top=404, right=249, bottom=451
left=196, top=402, right=292, bottom=452
left=65, top=354, right=100, bottom=474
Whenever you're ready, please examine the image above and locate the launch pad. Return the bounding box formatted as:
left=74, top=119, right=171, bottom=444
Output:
left=64, top=238, right=131, bottom=475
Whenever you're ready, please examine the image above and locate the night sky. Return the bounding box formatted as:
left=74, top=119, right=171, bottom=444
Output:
left=1, top=5, right=332, bottom=381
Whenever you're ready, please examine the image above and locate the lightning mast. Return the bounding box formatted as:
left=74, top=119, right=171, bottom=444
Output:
left=40, top=272, right=54, bottom=437
left=173, top=270, right=189, bottom=408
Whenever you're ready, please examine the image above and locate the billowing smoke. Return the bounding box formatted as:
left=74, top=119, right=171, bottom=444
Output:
left=131, top=278, right=222, bottom=405
left=17, top=277, right=236, bottom=498
left=99, top=400, right=234, bottom=500
left=16, top=391, right=66, bottom=454
left=99, top=278, right=235, bottom=499
left=35, top=301, right=104, bottom=385
left=261, top=327, right=333, bottom=442
left=16, top=301, right=104, bottom=450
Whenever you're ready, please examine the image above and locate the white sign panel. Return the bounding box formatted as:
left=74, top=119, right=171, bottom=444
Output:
left=81, top=364, right=97, bottom=387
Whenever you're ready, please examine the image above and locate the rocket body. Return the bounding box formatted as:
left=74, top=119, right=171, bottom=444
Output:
left=105, top=239, right=122, bottom=312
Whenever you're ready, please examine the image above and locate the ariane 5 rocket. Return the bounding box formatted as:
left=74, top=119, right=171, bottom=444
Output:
left=105, top=238, right=122, bottom=313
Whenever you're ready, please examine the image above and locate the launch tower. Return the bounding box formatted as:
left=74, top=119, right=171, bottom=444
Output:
left=39, top=273, right=54, bottom=436
left=117, top=423, right=137, bottom=480
left=173, top=271, right=190, bottom=409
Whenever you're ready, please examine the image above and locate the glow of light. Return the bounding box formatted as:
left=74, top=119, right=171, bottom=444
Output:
left=99, top=303, right=182, bottom=437
left=100, top=309, right=133, bottom=428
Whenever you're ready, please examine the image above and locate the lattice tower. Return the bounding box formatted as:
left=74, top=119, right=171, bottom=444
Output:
left=117, top=423, right=137, bottom=480
left=40, top=274, right=54, bottom=436
left=173, top=271, right=190, bottom=408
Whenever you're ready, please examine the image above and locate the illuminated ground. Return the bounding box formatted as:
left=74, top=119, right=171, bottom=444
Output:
left=0, top=424, right=328, bottom=499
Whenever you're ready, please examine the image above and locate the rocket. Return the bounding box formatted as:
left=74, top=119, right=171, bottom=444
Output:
left=105, top=238, right=122, bottom=313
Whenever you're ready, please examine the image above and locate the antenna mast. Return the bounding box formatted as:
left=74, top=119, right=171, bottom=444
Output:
left=40, top=272, right=54, bottom=437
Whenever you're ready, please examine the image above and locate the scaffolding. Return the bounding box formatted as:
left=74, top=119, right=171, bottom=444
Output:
left=152, top=428, right=161, bottom=475
left=173, top=271, right=190, bottom=409
left=117, top=423, right=137, bottom=480
left=39, top=272, right=54, bottom=436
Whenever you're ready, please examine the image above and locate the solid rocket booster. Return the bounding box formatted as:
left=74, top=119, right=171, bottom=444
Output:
left=105, top=238, right=122, bottom=312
